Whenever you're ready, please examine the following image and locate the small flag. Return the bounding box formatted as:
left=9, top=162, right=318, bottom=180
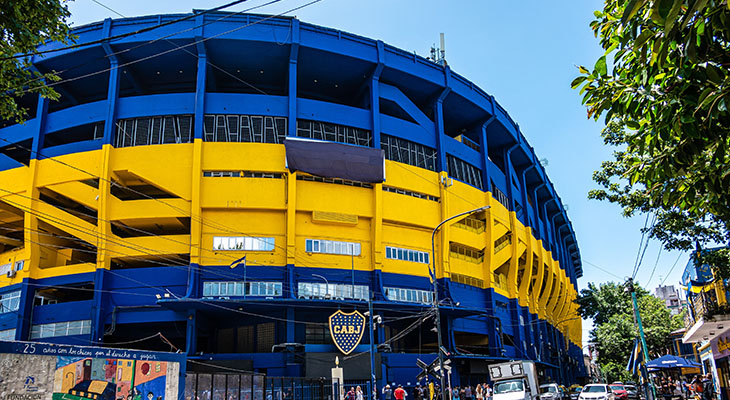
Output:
left=626, top=339, right=643, bottom=376
left=229, top=255, right=246, bottom=269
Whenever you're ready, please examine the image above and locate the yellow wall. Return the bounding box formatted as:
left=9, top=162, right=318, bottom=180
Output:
left=0, top=142, right=581, bottom=345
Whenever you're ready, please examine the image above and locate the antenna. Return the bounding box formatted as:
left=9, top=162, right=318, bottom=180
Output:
left=439, top=33, right=446, bottom=65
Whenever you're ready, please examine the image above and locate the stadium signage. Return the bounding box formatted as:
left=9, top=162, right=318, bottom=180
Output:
left=329, top=310, right=366, bottom=355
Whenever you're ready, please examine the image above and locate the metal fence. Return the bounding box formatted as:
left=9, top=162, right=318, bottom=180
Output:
left=185, top=373, right=336, bottom=400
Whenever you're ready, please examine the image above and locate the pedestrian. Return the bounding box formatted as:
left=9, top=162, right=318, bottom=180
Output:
left=702, top=374, right=715, bottom=400
left=383, top=384, right=393, bottom=400
left=486, top=384, right=492, bottom=400
left=465, top=386, right=472, bottom=400
left=681, top=378, right=689, bottom=399
left=356, top=386, right=364, bottom=400
left=453, top=386, right=460, bottom=400
left=476, top=384, right=483, bottom=400
left=346, top=387, right=357, bottom=400
left=394, top=385, right=407, bottom=400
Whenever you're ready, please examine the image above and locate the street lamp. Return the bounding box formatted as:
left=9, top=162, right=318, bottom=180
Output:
left=430, top=205, right=490, bottom=399
left=311, top=273, right=330, bottom=299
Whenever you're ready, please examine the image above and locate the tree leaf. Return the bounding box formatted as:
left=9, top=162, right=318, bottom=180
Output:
left=623, top=0, right=649, bottom=25
left=595, top=55, right=608, bottom=76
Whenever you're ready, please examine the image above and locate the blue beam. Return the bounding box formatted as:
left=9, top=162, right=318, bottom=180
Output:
left=288, top=18, right=300, bottom=137
left=434, top=67, right=451, bottom=173
left=194, top=21, right=206, bottom=141
left=369, top=40, right=384, bottom=147
left=102, top=19, right=120, bottom=146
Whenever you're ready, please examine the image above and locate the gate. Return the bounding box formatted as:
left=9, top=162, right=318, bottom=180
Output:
left=185, top=372, right=265, bottom=400
left=185, top=373, right=335, bottom=400
left=263, top=376, right=333, bottom=400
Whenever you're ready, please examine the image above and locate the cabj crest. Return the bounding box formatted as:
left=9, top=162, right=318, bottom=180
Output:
left=329, top=310, right=366, bottom=355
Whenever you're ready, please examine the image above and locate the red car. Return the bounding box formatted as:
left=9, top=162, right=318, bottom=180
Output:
left=609, top=385, right=628, bottom=400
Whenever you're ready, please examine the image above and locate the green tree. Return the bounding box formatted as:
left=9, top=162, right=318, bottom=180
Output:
left=0, top=0, right=74, bottom=123
left=573, top=0, right=730, bottom=274
left=577, top=282, right=683, bottom=377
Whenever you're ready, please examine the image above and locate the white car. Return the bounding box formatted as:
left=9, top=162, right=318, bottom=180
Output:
left=578, top=384, right=616, bottom=400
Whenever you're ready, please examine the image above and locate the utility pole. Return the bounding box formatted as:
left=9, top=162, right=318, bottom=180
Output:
left=626, top=278, right=656, bottom=400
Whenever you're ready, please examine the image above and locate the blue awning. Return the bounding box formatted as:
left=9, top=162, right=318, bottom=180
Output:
left=646, top=354, right=701, bottom=369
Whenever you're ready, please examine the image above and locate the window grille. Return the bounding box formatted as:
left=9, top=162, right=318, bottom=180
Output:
left=384, top=287, right=433, bottom=304
left=385, top=246, right=429, bottom=264
left=380, top=134, right=436, bottom=171
left=382, top=185, right=438, bottom=202
left=203, top=281, right=282, bottom=297
left=455, top=215, right=487, bottom=233
left=494, top=233, right=512, bottom=253
left=203, top=115, right=286, bottom=144
left=116, top=115, right=193, bottom=147
left=447, top=155, right=484, bottom=190
left=297, top=282, right=369, bottom=301
left=297, top=120, right=372, bottom=147
left=0, top=328, right=15, bottom=341
left=304, top=239, right=361, bottom=256
left=450, top=243, right=484, bottom=264
left=451, top=273, right=485, bottom=289
left=297, top=174, right=372, bottom=188
left=213, top=237, right=275, bottom=251
left=30, top=320, right=91, bottom=339
left=202, top=170, right=283, bottom=179
left=491, top=182, right=510, bottom=209
left=0, top=291, right=21, bottom=314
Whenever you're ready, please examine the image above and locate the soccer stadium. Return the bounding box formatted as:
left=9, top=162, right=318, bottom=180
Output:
left=0, top=11, right=585, bottom=387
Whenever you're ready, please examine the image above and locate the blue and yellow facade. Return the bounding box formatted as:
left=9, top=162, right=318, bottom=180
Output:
left=0, top=13, right=584, bottom=385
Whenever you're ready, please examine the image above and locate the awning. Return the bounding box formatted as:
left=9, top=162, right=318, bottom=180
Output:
left=646, top=354, right=701, bottom=369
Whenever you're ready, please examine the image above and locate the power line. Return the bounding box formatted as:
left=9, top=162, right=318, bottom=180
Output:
left=1, top=0, right=253, bottom=61
left=13, top=0, right=324, bottom=96
left=644, top=245, right=663, bottom=287
left=659, top=253, right=684, bottom=286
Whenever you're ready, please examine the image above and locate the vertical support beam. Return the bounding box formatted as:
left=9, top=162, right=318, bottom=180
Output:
left=90, top=268, right=106, bottom=343
left=96, top=19, right=119, bottom=327
left=532, top=183, right=547, bottom=240
left=480, top=99, right=496, bottom=193
left=101, top=18, right=120, bottom=146
left=15, top=278, right=34, bottom=340
left=188, top=25, right=206, bottom=301
left=25, top=94, right=48, bottom=280
left=285, top=171, right=297, bottom=299
left=371, top=182, right=383, bottom=278
left=434, top=67, right=451, bottom=173
left=287, top=19, right=300, bottom=137
left=369, top=40, right=385, bottom=147
left=186, top=310, right=197, bottom=354
left=520, top=165, right=536, bottom=226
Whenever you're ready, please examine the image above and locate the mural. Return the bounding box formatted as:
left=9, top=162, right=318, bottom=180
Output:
left=0, top=342, right=182, bottom=400
left=52, top=357, right=172, bottom=400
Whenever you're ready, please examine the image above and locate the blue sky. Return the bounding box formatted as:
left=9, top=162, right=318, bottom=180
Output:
left=66, top=0, right=690, bottom=344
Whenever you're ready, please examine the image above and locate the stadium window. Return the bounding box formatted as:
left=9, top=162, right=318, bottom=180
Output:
left=115, top=115, right=193, bottom=147
left=384, top=246, right=429, bottom=264
left=304, top=239, right=361, bottom=256
left=203, top=281, right=282, bottom=297
left=0, top=291, right=21, bottom=314
left=213, top=236, right=275, bottom=251
left=384, top=287, right=433, bottom=304
left=447, top=155, right=484, bottom=190
left=297, top=282, right=368, bottom=301
left=296, top=120, right=372, bottom=147
left=204, top=115, right=286, bottom=144
left=380, top=134, right=437, bottom=171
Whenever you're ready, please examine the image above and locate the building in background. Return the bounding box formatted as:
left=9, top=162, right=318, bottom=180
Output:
left=0, top=12, right=585, bottom=386
left=655, top=284, right=687, bottom=316
left=680, top=249, right=730, bottom=400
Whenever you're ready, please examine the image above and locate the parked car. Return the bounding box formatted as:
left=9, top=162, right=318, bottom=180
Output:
left=540, top=383, right=565, bottom=400
left=569, top=386, right=583, bottom=400
left=609, top=384, right=628, bottom=400
left=578, top=384, right=616, bottom=400
left=624, top=384, right=638, bottom=400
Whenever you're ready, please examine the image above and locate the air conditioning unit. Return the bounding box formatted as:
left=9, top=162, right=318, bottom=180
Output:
left=7, top=270, right=16, bottom=278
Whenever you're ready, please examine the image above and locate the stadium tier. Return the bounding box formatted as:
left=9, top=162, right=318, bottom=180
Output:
left=0, top=12, right=585, bottom=385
